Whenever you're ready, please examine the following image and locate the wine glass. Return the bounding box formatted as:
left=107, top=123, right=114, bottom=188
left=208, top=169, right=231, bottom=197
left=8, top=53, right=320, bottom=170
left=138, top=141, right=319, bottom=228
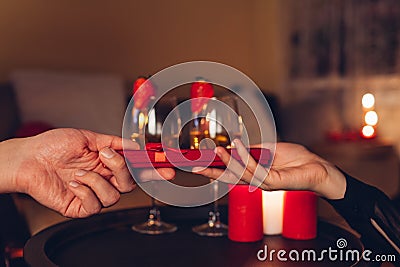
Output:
left=131, top=96, right=180, bottom=234
left=192, top=95, right=243, bottom=236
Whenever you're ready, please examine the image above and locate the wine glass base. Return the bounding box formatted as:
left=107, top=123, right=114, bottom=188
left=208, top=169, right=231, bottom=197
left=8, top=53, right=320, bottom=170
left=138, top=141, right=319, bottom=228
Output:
left=192, top=222, right=228, bottom=237
left=132, top=221, right=177, bottom=235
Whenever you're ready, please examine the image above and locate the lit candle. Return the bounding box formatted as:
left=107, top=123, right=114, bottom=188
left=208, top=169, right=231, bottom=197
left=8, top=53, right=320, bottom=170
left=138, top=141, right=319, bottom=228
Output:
left=228, top=185, right=263, bottom=242
left=262, top=191, right=284, bottom=235
left=282, top=191, right=317, bottom=240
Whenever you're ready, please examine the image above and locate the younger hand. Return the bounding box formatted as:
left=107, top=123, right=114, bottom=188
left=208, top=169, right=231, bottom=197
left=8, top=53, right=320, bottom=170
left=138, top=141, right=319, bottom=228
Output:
left=193, top=139, right=346, bottom=199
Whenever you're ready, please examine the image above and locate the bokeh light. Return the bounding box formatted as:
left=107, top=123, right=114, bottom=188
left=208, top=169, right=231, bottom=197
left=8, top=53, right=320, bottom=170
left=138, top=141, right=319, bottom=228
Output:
left=362, top=93, right=375, bottom=109
left=361, top=125, right=375, bottom=138
left=364, top=110, right=378, bottom=126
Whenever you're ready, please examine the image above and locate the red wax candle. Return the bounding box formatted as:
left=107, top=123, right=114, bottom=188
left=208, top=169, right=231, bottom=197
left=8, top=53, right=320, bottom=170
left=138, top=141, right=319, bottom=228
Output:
left=282, top=191, right=317, bottom=240
left=228, top=185, right=263, bottom=242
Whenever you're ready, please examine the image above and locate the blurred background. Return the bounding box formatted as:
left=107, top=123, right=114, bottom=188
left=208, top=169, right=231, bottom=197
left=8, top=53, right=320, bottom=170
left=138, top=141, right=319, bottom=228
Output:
left=1, top=0, right=400, bottom=147
left=0, top=0, right=399, bottom=265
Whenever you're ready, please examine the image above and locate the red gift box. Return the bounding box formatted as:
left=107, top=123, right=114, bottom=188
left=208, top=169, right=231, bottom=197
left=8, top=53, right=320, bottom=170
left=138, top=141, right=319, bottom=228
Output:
left=119, top=148, right=271, bottom=168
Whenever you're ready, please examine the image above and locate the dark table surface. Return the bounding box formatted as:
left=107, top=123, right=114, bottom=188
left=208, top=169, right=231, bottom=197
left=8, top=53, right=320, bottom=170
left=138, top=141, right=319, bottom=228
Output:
left=24, top=205, right=369, bottom=267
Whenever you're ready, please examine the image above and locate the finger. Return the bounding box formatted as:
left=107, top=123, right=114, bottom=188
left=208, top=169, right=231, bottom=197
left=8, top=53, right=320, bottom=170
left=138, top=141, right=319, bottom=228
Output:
left=233, top=139, right=259, bottom=172
left=192, top=167, right=223, bottom=179
left=234, top=139, right=270, bottom=189
left=234, top=139, right=269, bottom=179
left=121, top=138, right=141, bottom=150
left=100, top=147, right=135, bottom=193
left=85, top=130, right=140, bottom=151
left=74, top=170, right=121, bottom=207
left=68, top=180, right=102, bottom=217
left=192, top=167, right=245, bottom=185
left=108, top=136, right=140, bottom=151
left=135, top=168, right=175, bottom=183
left=215, top=146, right=255, bottom=183
left=157, top=168, right=175, bottom=180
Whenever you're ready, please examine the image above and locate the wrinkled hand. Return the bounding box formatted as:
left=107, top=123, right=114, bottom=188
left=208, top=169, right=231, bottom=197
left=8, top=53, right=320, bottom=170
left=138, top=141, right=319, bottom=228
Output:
left=14, top=128, right=175, bottom=218
left=193, top=139, right=346, bottom=199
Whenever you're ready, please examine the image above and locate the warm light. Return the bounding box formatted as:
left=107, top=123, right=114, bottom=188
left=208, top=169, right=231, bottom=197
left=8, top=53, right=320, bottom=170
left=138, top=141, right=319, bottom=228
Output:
left=362, top=125, right=375, bottom=138
left=364, top=111, right=378, bottom=126
left=147, top=108, right=156, bottom=135
left=207, top=109, right=217, bottom=139
left=362, top=93, right=375, bottom=109
left=262, top=191, right=284, bottom=235
left=138, top=112, right=146, bottom=130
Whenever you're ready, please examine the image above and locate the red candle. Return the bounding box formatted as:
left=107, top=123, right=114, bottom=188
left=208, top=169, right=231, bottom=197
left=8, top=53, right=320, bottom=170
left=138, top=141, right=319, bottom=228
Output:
left=282, top=191, right=317, bottom=240
left=228, top=185, right=263, bottom=242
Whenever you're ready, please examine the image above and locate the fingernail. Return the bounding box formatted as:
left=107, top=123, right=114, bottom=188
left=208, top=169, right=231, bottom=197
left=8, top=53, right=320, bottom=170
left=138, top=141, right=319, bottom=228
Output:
left=75, top=170, right=87, bottom=176
left=69, top=181, right=80, bottom=188
left=214, top=147, right=220, bottom=156
left=192, top=167, right=203, bottom=173
left=100, top=147, right=115, bottom=159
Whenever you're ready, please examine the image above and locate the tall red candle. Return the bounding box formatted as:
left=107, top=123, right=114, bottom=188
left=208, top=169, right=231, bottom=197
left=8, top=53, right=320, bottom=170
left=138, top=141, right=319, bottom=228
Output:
left=282, top=191, right=317, bottom=240
left=228, top=185, right=263, bottom=242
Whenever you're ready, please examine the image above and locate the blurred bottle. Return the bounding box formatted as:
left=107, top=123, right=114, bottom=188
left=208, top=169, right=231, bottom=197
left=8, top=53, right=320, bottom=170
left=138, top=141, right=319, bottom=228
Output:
left=130, top=77, right=155, bottom=148
left=189, top=80, right=214, bottom=149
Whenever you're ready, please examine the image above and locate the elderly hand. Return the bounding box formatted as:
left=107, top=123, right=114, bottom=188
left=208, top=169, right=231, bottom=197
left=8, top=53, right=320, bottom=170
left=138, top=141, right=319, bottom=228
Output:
left=2, top=128, right=175, bottom=218
left=193, top=139, right=346, bottom=200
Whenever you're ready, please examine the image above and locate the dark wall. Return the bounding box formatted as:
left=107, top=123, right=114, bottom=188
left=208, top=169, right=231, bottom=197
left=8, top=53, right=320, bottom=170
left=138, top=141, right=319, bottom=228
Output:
left=0, top=84, right=20, bottom=141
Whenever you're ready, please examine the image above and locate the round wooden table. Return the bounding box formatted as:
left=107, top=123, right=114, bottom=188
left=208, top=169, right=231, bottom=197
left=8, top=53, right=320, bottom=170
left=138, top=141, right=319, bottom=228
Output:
left=24, top=205, right=368, bottom=267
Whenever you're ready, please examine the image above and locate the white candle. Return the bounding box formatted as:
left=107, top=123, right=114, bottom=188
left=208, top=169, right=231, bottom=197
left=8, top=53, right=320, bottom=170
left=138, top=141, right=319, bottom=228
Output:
left=262, top=190, right=284, bottom=235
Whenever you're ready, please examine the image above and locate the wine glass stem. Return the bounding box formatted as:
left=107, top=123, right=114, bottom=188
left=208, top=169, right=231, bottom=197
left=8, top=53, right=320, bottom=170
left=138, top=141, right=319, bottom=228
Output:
left=148, top=182, right=161, bottom=224
left=148, top=203, right=160, bottom=224
left=208, top=180, right=221, bottom=226
left=213, top=179, right=219, bottom=211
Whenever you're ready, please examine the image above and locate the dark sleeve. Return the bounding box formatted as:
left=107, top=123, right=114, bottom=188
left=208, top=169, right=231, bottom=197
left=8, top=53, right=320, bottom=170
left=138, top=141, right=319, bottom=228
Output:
left=327, top=171, right=400, bottom=258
